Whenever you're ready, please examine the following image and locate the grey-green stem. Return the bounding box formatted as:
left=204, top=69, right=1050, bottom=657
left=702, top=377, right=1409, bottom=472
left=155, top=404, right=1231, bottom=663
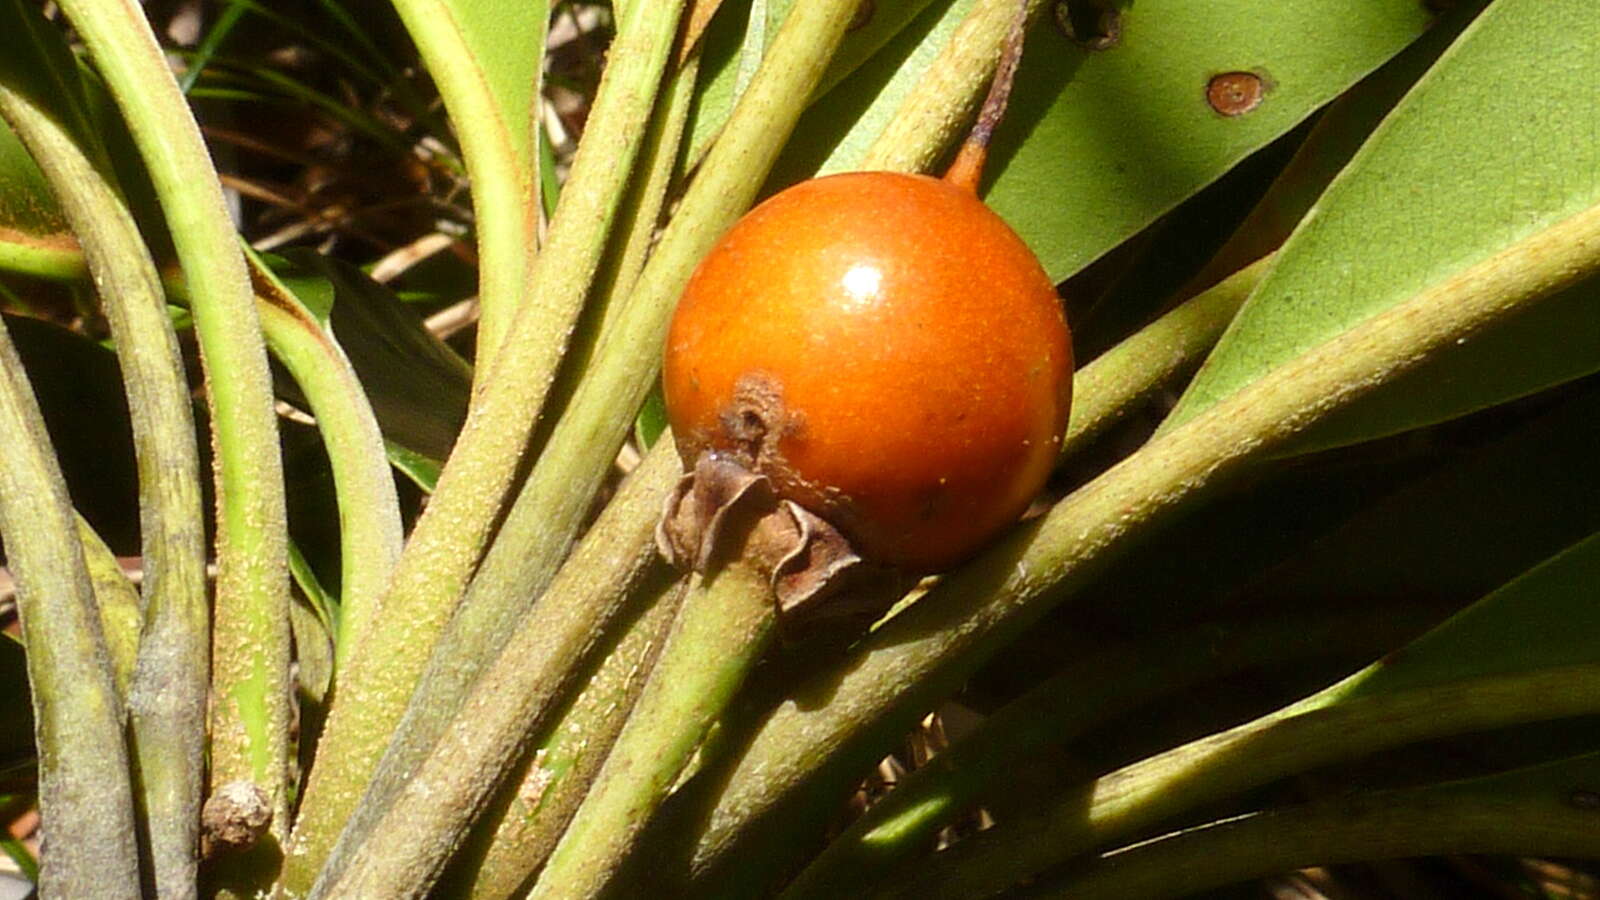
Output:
left=0, top=29, right=209, bottom=894
left=0, top=313, right=140, bottom=899
left=58, top=0, right=293, bottom=841
left=281, top=8, right=686, bottom=887
left=529, top=560, right=777, bottom=900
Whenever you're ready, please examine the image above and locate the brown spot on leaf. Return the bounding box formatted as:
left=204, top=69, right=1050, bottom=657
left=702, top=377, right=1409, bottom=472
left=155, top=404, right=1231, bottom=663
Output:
left=1207, top=71, right=1266, bottom=117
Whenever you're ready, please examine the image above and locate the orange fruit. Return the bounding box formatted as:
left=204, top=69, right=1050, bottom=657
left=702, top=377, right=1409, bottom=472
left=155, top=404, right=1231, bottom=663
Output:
left=662, top=171, right=1071, bottom=572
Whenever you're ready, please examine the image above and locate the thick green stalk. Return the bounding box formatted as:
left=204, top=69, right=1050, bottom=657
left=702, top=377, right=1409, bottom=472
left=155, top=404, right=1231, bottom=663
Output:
left=779, top=604, right=1438, bottom=898
left=245, top=254, right=403, bottom=668
left=302, top=441, right=681, bottom=899
left=880, top=663, right=1600, bottom=898
left=57, top=0, right=292, bottom=835
left=461, top=575, right=685, bottom=900
left=859, top=0, right=1048, bottom=174
left=1035, top=755, right=1600, bottom=899
left=281, top=8, right=686, bottom=887
left=1059, top=256, right=1271, bottom=459
left=0, top=36, right=210, bottom=895
left=530, top=560, right=777, bottom=900
left=0, top=314, right=140, bottom=899
left=678, top=199, right=1600, bottom=892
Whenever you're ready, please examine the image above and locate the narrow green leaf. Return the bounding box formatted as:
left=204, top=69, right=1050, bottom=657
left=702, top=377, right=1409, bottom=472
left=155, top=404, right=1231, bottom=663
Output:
left=1167, top=0, right=1600, bottom=446
left=275, top=251, right=471, bottom=463
left=387, top=0, right=547, bottom=361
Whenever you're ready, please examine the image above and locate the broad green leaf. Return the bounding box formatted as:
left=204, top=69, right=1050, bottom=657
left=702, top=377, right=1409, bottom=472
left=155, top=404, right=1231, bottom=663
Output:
left=1242, top=378, right=1600, bottom=608
left=1335, top=529, right=1600, bottom=702
left=992, top=0, right=1433, bottom=282
left=774, top=0, right=1435, bottom=282
left=1167, top=0, right=1600, bottom=444
left=1188, top=1, right=1486, bottom=290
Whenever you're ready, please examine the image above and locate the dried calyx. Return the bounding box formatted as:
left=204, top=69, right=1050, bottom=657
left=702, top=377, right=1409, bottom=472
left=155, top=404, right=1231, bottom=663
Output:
left=656, top=452, right=899, bottom=633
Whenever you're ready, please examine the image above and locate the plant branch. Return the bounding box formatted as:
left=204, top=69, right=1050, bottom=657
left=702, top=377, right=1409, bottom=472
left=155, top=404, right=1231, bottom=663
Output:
left=678, top=199, right=1600, bottom=892
left=1032, top=755, right=1600, bottom=899
left=303, top=441, right=681, bottom=899
left=243, top=252, right=403, bottom=667
left=779, top=603, right=1440, bottom=898
left=458, top=574, right=686, bottom=900
left=282, top=5, right=686, bottom=887
left=307, top=1, right=861, bottom=890
left=529, top=560, right=777, bottom=900
left=57, top=0, right=293, bottom=839
left=0, top=22, right=210, bottom=890
left=0, top=313, right=140, bottom=899
left=898, top=665, right=1600, bottom=898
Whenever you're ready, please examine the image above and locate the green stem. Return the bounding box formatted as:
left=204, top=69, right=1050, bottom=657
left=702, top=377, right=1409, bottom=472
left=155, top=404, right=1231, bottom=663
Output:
left=530, top=560, right=777, bottom=900
left=1031, top=753, right=1600, bottom=900
left=243, top=252, right=403, bottom=669
left=779, top=604, right=1439, bottom=899
left=0, top=10, right=209, bottom=892
left=859, top=0, right=1048, bottom=174
left=57, top=0, right=292, bottom=837
left=678, top=199, right=1600, bottom=893
left=0, top=314, right=140, bottom=899
left=1059, top=256, right=1271, bottom=459
left=302, top=441, right=682, bottom=899
left=433, top=0, right=860, bottom=775
left=459, top=574, right=686, bottom=900
left=883, top=663, right=1600, bottom=898
left=282, top=7, right=686, bottom=886
left=595, top=56, right=702, bottom=342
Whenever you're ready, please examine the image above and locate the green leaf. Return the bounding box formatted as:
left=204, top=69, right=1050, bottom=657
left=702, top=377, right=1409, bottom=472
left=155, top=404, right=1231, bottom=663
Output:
left=1167, top=0, right=1600, bottom=444
left=1338, top=530, right=1600, bottom=701
left=385, top=0, right=547, bottom=358
left=275, top=250, right=471, bottom=463
left=774, top=0, right=1435, bottom=282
